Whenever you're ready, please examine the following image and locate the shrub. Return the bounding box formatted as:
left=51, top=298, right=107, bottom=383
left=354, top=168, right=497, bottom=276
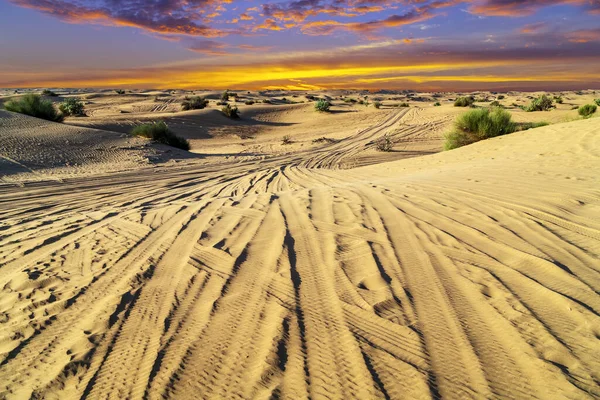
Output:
left=519, top=121, right=549, bottom=130
left=497, top=95, right=505, bottom=100
left=375, top=134, right=393, bottom=152
left=221, top=90, right=230, bottom=102
left=181, top=96, right=209, bottom=111
left=282, top=135, right=292, bottom=145
left=115, top=89, right=126, bottom=95
left=4, top=94, right=64, bottom=122
left=245, top=100, right=255, bottom=105
left=578, top=104, right=597, bottom=117
left=454, top=96, right=474, bottom=107
left=594, top=99, right=600, bottom=106
left=433, top=102, right=441, bottom=107
left=444, top=107, right=516, bottom=150
left=358, top=100, right=364, bottom=105
left=42, top=89, right=58, bottom=97
left=553, top=96, right=563, bottom=104
left=373, top=101, right=382, bottom=109
left=131, top=121, right=190, bottom=150
left=490, top=100, right=501, bottom=107
left=315, top=99, right=331, bottom=112
left=524, top=95, right=553, bottom=112
left=262, top=99, right=272, bottom=104
left=221, top=104, right=239, bottom=118
left=398, top=102, right=410, bottom=108
left=59, top=98, right=85, bottom=116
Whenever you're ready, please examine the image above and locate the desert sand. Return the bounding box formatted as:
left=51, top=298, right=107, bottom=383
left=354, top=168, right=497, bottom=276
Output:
left=0, top=90, right=599, bottom=399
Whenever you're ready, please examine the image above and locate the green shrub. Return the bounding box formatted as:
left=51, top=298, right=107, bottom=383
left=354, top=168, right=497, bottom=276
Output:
left=497, top=95, right=505, bottom=100
left=59, top=98, right=85, bottom=116
left=490, top=100, right=501, bottom=107
left=594, top=99, right=600, bottom=106
left=524, top=95, right=553, bottom=112
left=398, top=102, right=410, bottom=108
left=245, top=100, right=255, bottom=105
left=221, top=104, right=239, bottom=118
left=553, top=96, right=563, bottom=104
left=373, top=101, right=382, bottom=109
left=282, top=135, right=292, bottom=145
left=221, top=90, right=230, bottom=102
left=131, top=121, right=190, bottom=150
left=315, top=99, right=331, bottom=112
left=444, top=107, right=516, bottom=150
left=519, top=121, right=549, bottom=130
left=434, top=102, right=441, bottom=107
left=181, top=96, right=209, bottom=111
left=578, top=104, right=597, bottom=117
left=262, top=99, right=272, bottom=104
left=375, top=134, right=393, bottom=152
left=42, top=89, right=58, bottom=97
left=454, top=96, right=474, bottom=107
left=4, top=94, right=64, bottom=122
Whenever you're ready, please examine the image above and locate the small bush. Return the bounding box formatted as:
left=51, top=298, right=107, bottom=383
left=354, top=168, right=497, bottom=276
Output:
left=553, top=96, right=563, bottom=104
left=42, top=89, right=58, bottom=97
left=221, top=90, right=230, bottom=102
left=315, top=99, right=331, bottom=112
left=131, top=121, right=190, bottom=150
left=454, top=96, right=474, bottom=107
left=444, top=107, right=516, bottom=150
left=594, top=99, right=600, bottom=106
left=398, top=102, right=410, bottom=108
left=373, top=101, right=382, bottom=109
left=524, top=95, right=553, bottom=112
left=282, top=135, right=292, bottom=145
left=4, top=94, right=64, bottom=122
left=375, top=134, right=393, bottom=152
left=490, top=100, right=501, bottom=107
left=578, top=104, right=597, bottom=117
left=497, top=95, right=505, bottom=100
left=115, top=89, right=126, bottom=95
left=245, top=100, right=255, bottom=105
left=434, top=102, right=441, bottom=107
left=221, top=104, right=239, bottom=118
left=519, top=121, right=549, bottom=130
left=262, top=99, right=272, bottom=104
left=358, top=100, right=364, bottom=105
left=59, top=98, right=85, bottom=116
left=181, top=96, right=209, bottom=111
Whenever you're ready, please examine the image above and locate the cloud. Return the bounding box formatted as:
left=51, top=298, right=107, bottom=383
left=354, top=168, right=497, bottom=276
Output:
left=185, top=39, right=229, bottom=55
left=468, top=0, right=600, bottom=16
left=9, top=0, right=228, bottom=37
left=565, top=28, right=600, bottom=43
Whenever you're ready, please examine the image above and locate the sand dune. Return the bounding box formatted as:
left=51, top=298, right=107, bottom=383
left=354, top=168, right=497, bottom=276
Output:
left=0, top=102, right=599, bottom=399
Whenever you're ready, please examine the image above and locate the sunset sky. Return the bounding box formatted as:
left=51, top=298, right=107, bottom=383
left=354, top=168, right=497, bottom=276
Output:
left=1, top=0, right=599, bottom=91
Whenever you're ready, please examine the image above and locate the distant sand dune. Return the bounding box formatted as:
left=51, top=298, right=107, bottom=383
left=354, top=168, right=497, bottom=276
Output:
left=0, top=108, right=599, bottom=399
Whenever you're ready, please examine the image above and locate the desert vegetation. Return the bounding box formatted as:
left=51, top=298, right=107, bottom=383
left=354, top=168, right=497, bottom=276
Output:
left=444, top=107, right=516, bottom=150
left=115, top=89, right=126, bottom=95
left=245, top=100, right=255, bottom=105
left=524, top=95, right=554, bottom=112
left=315, top=99, right=331, bottom=112
left=131, top=121, right=190, bottom=150
left=4, top=94, right=64, bottom=122
left=42, top=89, right=58, bottom=97
left=454, top=96, right=474, bottom=107
left=373, top=101, right=382, bottom=109
left=59, top=98, right=86, bottom=116
left=594, top=99, right=600, bottom=106
left=375, top=134, right=393, bottom=151
left=221, top=104, right=239, bottom=119
left=181, top=96, right=209, bottom=111
left=578, top=104, right=597, bottom=117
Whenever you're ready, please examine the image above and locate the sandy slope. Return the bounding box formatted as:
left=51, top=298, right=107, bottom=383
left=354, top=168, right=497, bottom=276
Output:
left=0, top=110, right=198, bottom=183
left=0, top=108, right=599, bottom=398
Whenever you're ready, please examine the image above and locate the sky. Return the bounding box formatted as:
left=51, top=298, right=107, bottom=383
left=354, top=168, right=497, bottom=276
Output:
left=0, top=0, right=599, bottom=91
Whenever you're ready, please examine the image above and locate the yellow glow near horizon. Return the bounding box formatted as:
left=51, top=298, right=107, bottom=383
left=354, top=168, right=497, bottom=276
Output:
left=2, top=59, right=597, bottom=89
